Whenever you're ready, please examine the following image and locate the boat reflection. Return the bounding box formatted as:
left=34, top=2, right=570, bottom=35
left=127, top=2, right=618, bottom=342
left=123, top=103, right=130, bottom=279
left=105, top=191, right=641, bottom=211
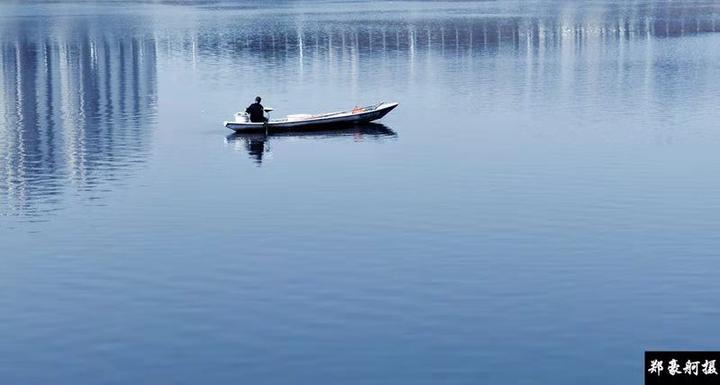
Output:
left=225, top=123, right=397, bottom=165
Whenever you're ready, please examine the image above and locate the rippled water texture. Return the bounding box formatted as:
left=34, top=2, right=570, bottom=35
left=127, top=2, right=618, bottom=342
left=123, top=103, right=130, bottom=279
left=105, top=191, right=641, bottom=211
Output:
left=1, top=1, right=720, bottom=384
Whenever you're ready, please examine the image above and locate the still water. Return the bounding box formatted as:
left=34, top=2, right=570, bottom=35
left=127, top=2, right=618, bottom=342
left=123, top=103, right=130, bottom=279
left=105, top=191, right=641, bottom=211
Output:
left=2, top=1, right=720, bottom=384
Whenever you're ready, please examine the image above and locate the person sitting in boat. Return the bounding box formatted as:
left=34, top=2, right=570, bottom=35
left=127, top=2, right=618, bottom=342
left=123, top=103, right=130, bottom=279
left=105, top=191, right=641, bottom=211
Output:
left=245, top=96, right=267, bottom=123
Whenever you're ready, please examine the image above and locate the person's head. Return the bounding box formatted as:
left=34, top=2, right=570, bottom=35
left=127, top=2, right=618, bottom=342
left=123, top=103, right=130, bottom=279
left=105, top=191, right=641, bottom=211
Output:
left=255, top=96, right=262, bottom=103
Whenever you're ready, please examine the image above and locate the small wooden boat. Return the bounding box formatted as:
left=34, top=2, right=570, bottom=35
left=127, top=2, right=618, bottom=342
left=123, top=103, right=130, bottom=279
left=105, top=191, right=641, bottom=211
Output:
left=224, top=102, right=398, bottom=133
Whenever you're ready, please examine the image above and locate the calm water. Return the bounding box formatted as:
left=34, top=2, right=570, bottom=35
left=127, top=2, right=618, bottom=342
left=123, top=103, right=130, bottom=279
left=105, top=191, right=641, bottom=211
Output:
left=2, top=1, right=720, bottom=384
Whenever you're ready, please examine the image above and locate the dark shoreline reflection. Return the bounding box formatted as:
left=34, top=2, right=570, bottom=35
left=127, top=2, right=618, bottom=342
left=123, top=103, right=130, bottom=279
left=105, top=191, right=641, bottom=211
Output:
left=164, top=2, right=720, bottom=61
left=0, top=19, right=158, bottom=218
left=224, top=123, right=397, bottom=166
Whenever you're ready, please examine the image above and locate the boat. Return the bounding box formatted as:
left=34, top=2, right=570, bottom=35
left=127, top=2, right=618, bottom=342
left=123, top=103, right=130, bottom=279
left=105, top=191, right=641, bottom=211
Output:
left=224, top=101, right=399, bottom=133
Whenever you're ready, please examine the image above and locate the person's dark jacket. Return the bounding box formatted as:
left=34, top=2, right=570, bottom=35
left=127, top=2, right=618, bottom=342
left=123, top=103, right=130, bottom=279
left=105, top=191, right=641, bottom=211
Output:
left=246, top=102, right=265, bottom=122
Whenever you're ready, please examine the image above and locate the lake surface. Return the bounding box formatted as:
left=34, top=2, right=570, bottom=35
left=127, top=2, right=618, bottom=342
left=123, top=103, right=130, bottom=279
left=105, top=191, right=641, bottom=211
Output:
left=2, top=1, right=720, bottom=384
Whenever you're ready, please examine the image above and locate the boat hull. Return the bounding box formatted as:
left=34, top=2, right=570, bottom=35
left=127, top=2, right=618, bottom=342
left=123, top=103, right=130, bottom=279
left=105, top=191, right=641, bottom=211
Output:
left=224, top=102, right=398, bottom=133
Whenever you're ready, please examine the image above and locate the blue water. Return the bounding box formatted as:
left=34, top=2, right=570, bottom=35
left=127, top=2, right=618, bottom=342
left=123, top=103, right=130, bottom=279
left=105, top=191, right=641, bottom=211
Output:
left=2, top=1, right=720, bottom=384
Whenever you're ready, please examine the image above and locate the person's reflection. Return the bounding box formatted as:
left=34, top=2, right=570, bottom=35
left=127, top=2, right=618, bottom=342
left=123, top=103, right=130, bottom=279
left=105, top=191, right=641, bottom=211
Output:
left=245, top=138, right=266, bottom=165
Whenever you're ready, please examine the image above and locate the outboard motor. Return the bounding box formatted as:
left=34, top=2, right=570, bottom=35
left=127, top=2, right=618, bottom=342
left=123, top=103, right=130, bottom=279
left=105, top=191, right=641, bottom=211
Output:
left=235, top=112, right=249, bottom=123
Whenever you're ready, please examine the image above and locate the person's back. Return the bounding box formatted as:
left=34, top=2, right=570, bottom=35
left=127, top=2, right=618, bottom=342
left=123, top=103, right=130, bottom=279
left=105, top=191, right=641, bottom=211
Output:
left=246, top=96, right=265, bottom=123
